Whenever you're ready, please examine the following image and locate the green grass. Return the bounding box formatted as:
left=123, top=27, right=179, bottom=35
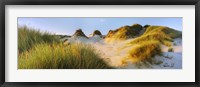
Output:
left=18, top=26, right=59, bottom=53
left=127, top=40, right=161, bottom=63
left=18, top=26, right=112, bottom=69
left=18, top=42, right=112, bottom=69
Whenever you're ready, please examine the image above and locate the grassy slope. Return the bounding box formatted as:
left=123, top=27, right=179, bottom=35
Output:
left=19, top=43, right=112, bottom=69
left=127, top=40, right=161, bottom=63
left=18, top=26, right=112, bottom=69
left=105, top=24, right=143, bottom=43
left=125, top=26, right=182, bottom=64
left=129, top=26, right=182, bottom=47
left=18, top=26, right=59, bottom=53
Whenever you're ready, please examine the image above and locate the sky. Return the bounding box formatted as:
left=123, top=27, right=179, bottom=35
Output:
left=18, top=17, right=182, bottom=36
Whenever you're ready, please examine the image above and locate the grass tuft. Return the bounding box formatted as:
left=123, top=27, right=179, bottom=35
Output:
left=124, top=26, right=181, bottom=64
left=168, top=47, right=174, bottom=52
left=129, top=26, right=181, bottom=47
left=18, top=26, right=112, bottom=69
left=18, top=42, right=113, bottom=69
left=127, top=40, right=161, bottom=63
left=18, top=26, right=59, bottom=53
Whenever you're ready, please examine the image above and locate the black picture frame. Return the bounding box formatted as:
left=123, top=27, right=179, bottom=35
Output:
left=0, top=0, right=199, bottom=87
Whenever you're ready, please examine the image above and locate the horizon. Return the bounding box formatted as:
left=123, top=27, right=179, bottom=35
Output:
left=18, top=17, right=182, bottom=36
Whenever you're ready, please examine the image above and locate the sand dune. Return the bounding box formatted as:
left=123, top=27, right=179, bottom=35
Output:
left=65, top=35, right=182, bottom=69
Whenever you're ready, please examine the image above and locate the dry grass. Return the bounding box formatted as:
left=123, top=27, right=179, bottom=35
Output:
left=105, top=24, right=143, bottom=43
left=129, top=26, right=181, bottom=47
left=124, top=26, right=181, bottom=64
left=127, top=40, right=161, bottom=63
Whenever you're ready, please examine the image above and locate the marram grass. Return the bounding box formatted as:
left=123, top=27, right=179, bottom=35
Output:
left=129, top=26, right=182, bottom=47
left=124, top=26, right=181, bottom=64
left=18, top=26, right=112, bottom=69
left=105, top=24, right=143, bottom=43
left=127, top=40, right=161, bottom=63
left=18, top=42, right=113, bottom=69
left=18, top=26, right=59, bottom=53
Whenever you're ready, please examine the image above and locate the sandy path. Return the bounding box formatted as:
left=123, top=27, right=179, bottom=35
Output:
left=91, top=39, right=134, bottom=67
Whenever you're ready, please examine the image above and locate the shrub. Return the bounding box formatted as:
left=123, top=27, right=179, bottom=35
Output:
left=144, top=25, right=150, bottom=29
left=173, top=43, right=177, bottom=46
left=168, top=47, right=174, bottom=52
left=18, top=42, right=112, bottom=69
left=131, top=24, right=143, bottom=32
left=127, top=40, right=161, bottom=63
left=18, top=26, right=59, bottom=53
left=93, top=30, right=102, bottom=36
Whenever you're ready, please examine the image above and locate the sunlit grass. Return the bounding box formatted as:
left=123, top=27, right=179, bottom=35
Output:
left=18, top=42, right=113, bottom=69
left=130, top=26, right=181, bottom=46
left=127, top=40, right=161, bottom=63
left=105, top=24, right=143, bottom=43
left=18, top=26, right=59, bottom=53
left=18, top=26, right=112, bottom=69
left=129, top=30, right=173, bottom=47
left=124, top=26, right=181, bottom=64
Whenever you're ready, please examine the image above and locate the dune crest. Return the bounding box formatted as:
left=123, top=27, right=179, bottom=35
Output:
left=105, top=24, right=143, bottom=43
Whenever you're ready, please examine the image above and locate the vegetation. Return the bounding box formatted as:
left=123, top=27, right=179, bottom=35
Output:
left=144, top=26, right=182, bottom=39
left=18, top=26, right=112, bottom=69
left=127, top=40, right=161, bottom=63
left=92, top=30, right=102, bottom=36
left=18, top=24, right=182, bottom=69
left=18, top=43, right=112, bottom=69
left=18, top=26, right=59, bottom=53
left=129, top=26, right=182, bottom=47
left=125, top=26, right=181, bottom=64
left=72, top=29, right=88, bottom=38
left=144, top=25, right=150, bottom=29
left=168, top=47, right=174, bottom=52
left=105, top=24, right=143, bottom=42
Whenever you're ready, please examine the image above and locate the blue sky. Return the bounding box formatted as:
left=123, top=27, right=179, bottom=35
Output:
left=18, top=17, right=182, bottom=36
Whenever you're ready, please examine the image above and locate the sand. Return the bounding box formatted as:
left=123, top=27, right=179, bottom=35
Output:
left=66, top=35, right=182, bottom=69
